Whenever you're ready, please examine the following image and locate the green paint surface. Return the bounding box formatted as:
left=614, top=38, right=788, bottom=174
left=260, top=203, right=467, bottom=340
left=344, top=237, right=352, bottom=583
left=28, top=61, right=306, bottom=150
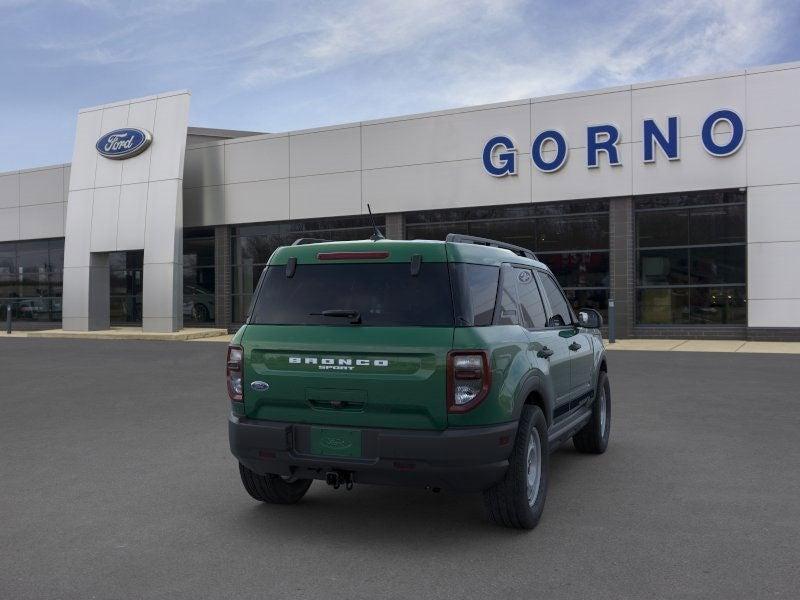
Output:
left=234, top=238, right=601, bottom=432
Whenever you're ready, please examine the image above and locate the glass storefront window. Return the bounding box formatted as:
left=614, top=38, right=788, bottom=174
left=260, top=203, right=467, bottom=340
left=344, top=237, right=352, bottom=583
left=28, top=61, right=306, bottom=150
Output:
left=564, top=288, right=608, bottom=319
left=689, top=204, right=746, bottom=245
left=689, top=286, right=747, bottom=325
left=109, top=251, right=143, bottom=325
left=405, top=201, right=611, bottom=319
left=0, top=238, right=64, bottom=322
left=17, top=242, right=50, bottom=275
left=536, top=215, right=609, bottom=251
left=0, top=243, right=16, bottom=273
left=637, top=210, right=688, bottom=247
left=184, top=238, right=214, bottom=268
left=637, top=288, right=690, bottom=324
left=183, top=228, right=216, bottom=325
left=689, top=246, right=746, bottom=285
left=638, top=249, right=689, bottom=286
left=539, top=251, right=609, bottom=288
left=232, top=294, right=254, bottom=325
left=2, top=232, right=218, bottom=327
left=231, top=265, right=263, bottom=298
left=408, top=221, right=469, bottom=243
left=635, top=190, right=746, bottom=325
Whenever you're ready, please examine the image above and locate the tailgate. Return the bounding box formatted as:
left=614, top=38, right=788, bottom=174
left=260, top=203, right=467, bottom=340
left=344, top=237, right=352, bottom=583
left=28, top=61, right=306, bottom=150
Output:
left=242, top=325, right=453, bottom=430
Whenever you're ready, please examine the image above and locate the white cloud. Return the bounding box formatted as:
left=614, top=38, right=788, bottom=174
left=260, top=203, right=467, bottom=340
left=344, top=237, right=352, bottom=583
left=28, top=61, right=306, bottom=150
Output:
left=434, top=0, right=783, bottom=106
left=65, top=0, right=219, bottom=16
left=216, top=0, right=785, bottom=115
left=19, top=0, right=785, bottom=101
left=236, top=0, right=522, bottom=88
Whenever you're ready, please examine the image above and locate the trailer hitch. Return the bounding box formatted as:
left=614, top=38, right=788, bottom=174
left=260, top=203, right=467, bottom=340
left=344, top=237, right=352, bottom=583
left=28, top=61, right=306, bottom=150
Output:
left=325, top=470, right=355, bottom=490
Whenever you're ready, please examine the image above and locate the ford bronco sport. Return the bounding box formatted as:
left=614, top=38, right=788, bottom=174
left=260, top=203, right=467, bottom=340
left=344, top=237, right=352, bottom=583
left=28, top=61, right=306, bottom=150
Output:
left=228, top=234, right=610, bottom=529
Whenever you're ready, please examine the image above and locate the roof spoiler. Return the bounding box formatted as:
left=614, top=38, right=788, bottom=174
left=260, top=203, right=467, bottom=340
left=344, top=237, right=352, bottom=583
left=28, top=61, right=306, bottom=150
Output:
left=291, top=238, right=330, bottom=246
left=445, top=233, right=537, bottom=260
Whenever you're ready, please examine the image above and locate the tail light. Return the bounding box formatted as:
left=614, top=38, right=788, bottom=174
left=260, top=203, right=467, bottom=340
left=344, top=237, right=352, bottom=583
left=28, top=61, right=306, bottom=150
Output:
left=227, top=345, right=244, bottom=401
left=447, top=350, right=491, bottom=413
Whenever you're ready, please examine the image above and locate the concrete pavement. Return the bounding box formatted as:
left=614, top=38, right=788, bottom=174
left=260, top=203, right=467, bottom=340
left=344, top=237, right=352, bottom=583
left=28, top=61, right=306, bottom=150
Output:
left=0, top=338, right=798, bottom=599
left=604, top=338, right=800, bottom=353
left=22, top=326, right=227, bottom=341
left=3, top=329, right=800, bottom=353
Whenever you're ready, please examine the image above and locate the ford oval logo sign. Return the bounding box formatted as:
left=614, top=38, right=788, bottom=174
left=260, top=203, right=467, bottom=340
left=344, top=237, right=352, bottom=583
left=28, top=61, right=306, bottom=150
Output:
left=96, top=128, right=152, bottom=160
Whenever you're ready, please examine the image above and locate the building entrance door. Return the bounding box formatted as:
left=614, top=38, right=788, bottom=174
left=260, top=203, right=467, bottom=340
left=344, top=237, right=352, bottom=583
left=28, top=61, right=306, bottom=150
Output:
left=109, top=251, right=143, bottom=326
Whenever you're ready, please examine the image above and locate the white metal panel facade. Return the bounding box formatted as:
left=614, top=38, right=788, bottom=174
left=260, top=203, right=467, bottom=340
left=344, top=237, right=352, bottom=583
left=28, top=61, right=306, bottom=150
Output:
left=60, top=91, right=190, bottom=332
left=0, top=164, right=69, bottom=241
left=1, top=61, right=799, bottom=332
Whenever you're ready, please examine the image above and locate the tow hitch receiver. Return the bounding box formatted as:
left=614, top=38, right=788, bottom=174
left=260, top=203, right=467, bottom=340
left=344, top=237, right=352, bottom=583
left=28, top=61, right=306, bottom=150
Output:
left=325, top=470, right=355, bottom=490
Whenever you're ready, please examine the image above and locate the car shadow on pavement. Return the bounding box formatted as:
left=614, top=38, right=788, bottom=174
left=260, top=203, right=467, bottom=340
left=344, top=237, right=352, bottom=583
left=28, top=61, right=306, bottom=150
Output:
left=224, top=446, right=589, bottom=544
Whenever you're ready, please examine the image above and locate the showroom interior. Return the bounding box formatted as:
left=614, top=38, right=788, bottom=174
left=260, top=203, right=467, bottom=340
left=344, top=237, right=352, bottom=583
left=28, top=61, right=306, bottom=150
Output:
left=0, top=188, right=752, bottom=338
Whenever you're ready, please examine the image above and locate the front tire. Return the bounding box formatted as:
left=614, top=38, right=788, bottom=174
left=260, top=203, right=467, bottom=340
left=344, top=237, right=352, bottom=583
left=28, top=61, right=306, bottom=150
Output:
left=238, top=463, right=312, bottom=504
left=483, top=405, right=549, bottom=529
left=573, top=371, right=611, bottom=454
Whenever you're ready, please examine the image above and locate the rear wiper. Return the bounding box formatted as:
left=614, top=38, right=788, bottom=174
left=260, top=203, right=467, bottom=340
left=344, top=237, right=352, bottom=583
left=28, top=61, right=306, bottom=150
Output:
left=310, top=309, right=362, bottom=325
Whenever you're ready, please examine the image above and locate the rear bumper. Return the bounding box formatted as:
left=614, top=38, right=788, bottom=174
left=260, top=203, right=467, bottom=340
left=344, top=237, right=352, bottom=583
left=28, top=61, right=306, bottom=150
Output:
left=229, top=415, right=518, bottom=492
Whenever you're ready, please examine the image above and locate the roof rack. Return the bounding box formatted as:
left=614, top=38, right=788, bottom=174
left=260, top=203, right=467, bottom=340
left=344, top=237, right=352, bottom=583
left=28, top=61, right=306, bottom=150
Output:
left=291, top=238, right=330, bottom=246
left=445, top=233, right=537, bottom=260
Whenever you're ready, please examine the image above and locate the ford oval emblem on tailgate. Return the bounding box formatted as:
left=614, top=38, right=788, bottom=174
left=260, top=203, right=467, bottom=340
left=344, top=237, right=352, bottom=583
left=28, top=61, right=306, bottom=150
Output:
left=250, top=381, right=270, bottom=391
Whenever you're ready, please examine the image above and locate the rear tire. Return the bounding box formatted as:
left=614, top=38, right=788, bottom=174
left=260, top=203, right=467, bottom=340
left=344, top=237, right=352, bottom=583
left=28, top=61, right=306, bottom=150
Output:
left=573, top=371, right=611, bottom=454
left=238, top=463, right=312, bottom=504
left=483, top=405, right=549, bottom=530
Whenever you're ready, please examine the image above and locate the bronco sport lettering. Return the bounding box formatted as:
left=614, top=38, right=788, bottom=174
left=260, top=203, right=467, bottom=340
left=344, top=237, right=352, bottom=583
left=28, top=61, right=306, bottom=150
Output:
left=288, top=357, right=389, bottom=368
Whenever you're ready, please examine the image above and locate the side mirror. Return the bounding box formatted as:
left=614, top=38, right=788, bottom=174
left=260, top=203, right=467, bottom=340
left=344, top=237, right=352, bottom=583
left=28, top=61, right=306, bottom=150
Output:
left=577, top=308, right=603, bottom=329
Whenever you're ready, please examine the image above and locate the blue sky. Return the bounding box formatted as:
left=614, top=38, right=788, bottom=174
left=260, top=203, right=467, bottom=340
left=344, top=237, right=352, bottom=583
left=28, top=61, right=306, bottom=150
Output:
left=0, top=0, right=798, bottom=171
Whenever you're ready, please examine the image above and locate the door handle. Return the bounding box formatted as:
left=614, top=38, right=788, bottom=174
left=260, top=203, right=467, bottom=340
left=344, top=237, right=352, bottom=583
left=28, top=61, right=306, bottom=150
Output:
left=568, top=342, right=582, bottom=351
left=537, top=346, right=554, bottom=359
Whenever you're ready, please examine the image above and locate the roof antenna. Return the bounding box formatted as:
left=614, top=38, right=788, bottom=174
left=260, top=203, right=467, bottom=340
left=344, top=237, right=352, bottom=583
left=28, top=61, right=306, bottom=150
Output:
left=366, top=203, right=385, bottom=241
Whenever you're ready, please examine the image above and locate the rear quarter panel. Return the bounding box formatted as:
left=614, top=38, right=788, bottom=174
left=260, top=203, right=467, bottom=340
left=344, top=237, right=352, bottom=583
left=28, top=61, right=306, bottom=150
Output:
left=448, top=325, right=532, bottom=427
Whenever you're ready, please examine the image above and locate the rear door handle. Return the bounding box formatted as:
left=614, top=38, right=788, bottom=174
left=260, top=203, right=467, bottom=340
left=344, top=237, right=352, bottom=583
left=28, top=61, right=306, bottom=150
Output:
left=568, top=342, right=582, bottom=351
left=537, top=346, right=554, bottom=359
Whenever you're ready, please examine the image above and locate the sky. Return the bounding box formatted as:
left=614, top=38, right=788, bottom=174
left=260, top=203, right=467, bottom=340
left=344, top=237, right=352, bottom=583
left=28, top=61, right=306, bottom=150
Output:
left=0, top=0, right=798, bottom=171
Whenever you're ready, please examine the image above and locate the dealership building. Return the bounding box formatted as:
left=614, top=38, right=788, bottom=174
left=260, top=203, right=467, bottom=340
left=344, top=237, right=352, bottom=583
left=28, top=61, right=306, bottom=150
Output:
left=1, top=60, right=799, bottom=339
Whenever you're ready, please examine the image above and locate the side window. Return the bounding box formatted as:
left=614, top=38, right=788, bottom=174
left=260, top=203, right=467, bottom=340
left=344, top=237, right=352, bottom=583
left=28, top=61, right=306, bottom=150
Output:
left=539, top=272, right=573, bottom=327
left=450, top=263, right=500, bottom=326
left=496, top=265, right=519, bottom=325
left=515, top=268, right=547, bottom=328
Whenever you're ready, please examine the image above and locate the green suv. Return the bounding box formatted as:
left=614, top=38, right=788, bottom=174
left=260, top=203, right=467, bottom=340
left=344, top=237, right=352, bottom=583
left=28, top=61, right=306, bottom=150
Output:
left=228, top=234, right=610, bottom=529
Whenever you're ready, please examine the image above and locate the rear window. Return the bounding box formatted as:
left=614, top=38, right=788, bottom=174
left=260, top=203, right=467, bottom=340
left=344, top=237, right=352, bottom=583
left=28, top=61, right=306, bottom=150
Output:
left=249, top=263, right=454, bottom=327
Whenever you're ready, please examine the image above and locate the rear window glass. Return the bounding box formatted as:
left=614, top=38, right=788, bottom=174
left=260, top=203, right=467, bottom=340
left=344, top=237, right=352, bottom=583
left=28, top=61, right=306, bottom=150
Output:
left=450, top=263, right=500, bottom=326
left=249, top=263, right=454, bottom=327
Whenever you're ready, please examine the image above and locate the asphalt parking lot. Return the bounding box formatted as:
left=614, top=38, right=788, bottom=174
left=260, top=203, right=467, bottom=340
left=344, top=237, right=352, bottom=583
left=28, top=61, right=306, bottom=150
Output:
left=1, top=339, right=798, bottom=600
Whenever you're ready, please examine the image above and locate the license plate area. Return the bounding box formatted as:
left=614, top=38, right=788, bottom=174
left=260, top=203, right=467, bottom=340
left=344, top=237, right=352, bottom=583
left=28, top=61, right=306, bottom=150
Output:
left=310, top=427, right=362, bottom=458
